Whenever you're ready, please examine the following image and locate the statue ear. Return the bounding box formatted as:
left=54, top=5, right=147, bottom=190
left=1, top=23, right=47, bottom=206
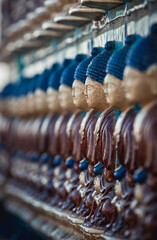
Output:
left=147, top=65, right=157, bottom=96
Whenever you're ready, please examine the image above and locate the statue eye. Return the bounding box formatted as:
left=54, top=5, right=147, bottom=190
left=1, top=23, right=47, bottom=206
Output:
left=87, top=85, right=94, bottom=94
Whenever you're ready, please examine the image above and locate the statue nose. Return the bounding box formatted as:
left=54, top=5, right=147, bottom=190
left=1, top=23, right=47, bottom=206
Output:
left=94, top=162, right=103, bottom=176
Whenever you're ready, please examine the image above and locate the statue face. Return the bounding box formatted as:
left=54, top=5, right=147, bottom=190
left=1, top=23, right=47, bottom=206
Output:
left=85, top=76, right=108, bottom=111
left=123, top=66, right=157, bottom=106
left=19, top=97, right=28, bottom=116
left=59, top=84, right=77, bottom=113
left=27, top=93, right=35, bottom=115
left=72, top=79, right=90, bottom=111
left=8, top=99, right=15, bottom=116
left=47, top=87, right=62, bottom=113
left=133, top=107, right=148, bottom=143
left=35, top=89, right=48, bottom=113
left=104, top=73, right=130, bottom=111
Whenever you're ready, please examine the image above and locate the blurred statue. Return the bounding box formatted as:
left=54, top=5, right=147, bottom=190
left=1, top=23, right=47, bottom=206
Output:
left=101, top=35, right=139, bottom=239
left=49, top=54, right=87, bottom=211
left=69, top=42, right=116, bottom=237
left=61, top=48, right=102, bottom=215
left=34, top=64, right=59, bottom=116
left=123, top=24, right=157, bottom=240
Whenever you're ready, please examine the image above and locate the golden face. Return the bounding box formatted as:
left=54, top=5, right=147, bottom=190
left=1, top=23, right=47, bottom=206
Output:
left=104, top=73, right=130, bottom=111
left=72, top=79, right=90, bottom=111
left=59, top=84, right=77, bottom=113
left=85, top=76, right=108, bottom=111
left=47, top=87, right=61, bottom=113
left=123, top=66, right=157, bottom=106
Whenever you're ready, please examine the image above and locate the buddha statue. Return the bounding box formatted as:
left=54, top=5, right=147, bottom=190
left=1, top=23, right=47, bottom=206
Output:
left=61, top=48, right=103, bottom=214
left=71, top=42, right=116, bottom=236
left=26, top=62, right=71, bottom=202
left=34, top=63, right=59, bottom=116
left=35, top=59, right=73, bottom=203
left=7, top=71, right=52, bottom=200
left=14, top=64, right=59, bottom=200
left=81, top=46, right=118, bottom=237
left=96, top=35, right=139, bottom=239
left=123, top=24, right=157, bottom=240
left=9, top=76, right=37, bottom=118
left=58, top=48, right=101, bottom=233
left=8, top=108, right=43, bottom=197
left=48, top=54, right=87, bottom=209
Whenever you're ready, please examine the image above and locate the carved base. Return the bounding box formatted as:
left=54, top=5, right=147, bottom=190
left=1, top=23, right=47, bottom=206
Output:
left=81, top=0, right=123, bottom=9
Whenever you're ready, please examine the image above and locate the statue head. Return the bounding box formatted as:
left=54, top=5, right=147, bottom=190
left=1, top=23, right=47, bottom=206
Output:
left=104, top=35, right=137, bottom=111
left=34, top=63, right=59, bottom=115
left=85, top=41, right=115, bottom=112
left=59, top=54, right=87, bottom=113
left=12, top=79, right=30, bottom=117
left=124, top=24, right=157, bottom=106
left=72, top=47, right=103, bottom=112
left=34, top=69, right=50, bottom=114
left=47, top=59, right=72, bottom=114
left=26, top=75, right=38, bottom=116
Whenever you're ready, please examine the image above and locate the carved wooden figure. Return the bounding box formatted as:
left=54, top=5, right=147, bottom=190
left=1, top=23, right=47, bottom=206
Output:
left=67, top=42, right=116, bottom=237
left=36, top=60, right=74, bottom=204
left=80, top=47, right=117, bottom=239
left=99, top=35, right=139, bottom=240
left=60, top=48, right=103, bottom=218
left=48, top=55, right=87, bottom=214
left=123, top=24, right=157, bottom=240
left=34, top=64, right=59, bottom=116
